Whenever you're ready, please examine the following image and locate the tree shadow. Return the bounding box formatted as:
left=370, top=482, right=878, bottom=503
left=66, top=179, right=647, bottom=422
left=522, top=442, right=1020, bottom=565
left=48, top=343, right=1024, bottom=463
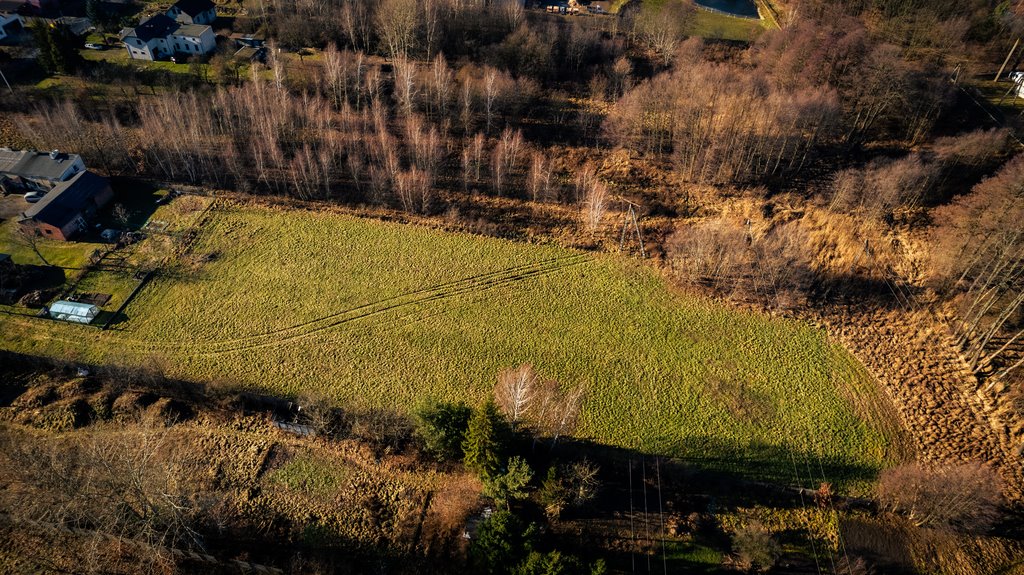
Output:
left=519, top=436, right=881, bottom=574
left=0, top=263, right=65, bottom=303
left=0, top=350, right=891, bottom=574
left=810, top=271, right=923, bottom=311
left=544, top=436, right=879, bottom=512
left=93, top=309, right=127, bottom=328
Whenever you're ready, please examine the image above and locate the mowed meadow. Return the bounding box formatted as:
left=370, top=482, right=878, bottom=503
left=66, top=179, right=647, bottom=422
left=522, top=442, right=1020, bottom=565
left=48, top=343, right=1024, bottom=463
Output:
left=0, top=203, right=907, bottom=484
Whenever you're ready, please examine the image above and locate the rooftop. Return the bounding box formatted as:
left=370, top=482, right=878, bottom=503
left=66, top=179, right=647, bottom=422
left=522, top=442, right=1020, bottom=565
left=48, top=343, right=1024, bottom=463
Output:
left=233, top=45, right=265, bottom=61
left=124, top=13, right=177, bottom=42
left=22, top=171, right=109, bottom=229
left=49, top=300, right=100, bottom=322
left=171, top=0, right=215, bottom=17
left=173, top=23, right=209, bottom=37
left=0, top=149, right=81, bottom=181
left=228, top=32, right=264, bottom=40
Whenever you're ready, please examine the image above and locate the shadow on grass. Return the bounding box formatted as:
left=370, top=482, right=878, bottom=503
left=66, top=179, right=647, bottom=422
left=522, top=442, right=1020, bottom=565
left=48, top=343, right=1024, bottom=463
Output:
left=518, top=436, right=881, bottom=574
left=546, top=435, right=880, bottom=500
left=1, top=263, right=65, bottom=302
left=0, top=350, right=890, bottom=575
left=93, top=310, right=127, bottom=328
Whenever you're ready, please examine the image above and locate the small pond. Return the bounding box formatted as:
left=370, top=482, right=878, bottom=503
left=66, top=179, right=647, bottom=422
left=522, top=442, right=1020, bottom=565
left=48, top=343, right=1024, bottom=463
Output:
left=694, top=0, right=761, bottom=19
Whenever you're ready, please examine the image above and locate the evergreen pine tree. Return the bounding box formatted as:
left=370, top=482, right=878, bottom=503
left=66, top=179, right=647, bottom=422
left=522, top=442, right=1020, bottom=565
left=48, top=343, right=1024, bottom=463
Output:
left=31, top=22, right=83, bottom=75
left=463, top=399, right=503, bottom=479
left=86, top=0, right=101, bottom=24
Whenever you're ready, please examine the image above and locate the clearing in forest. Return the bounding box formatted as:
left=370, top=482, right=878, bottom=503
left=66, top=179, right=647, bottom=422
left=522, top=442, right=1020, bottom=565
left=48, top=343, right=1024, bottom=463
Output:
left=0, top=203, right=907, bottom=488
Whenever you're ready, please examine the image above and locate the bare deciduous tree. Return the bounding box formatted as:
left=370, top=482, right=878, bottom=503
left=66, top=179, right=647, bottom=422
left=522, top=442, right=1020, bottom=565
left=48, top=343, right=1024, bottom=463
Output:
left=495, top=363, right=539, bottom=424
left=931, top=156, right=1024, bottom=382
left=496, top=0, right=523, bottom=32
left=428, top=52, right=453, bottom=120
left=527, top=150, right=551, bottom=202
left=633, top=0, right=693, bottom=66
left=395, top=168, right=432, bottom=213
left=393, top=56, right=418, bottom=117
left=877, top=462, right=1004, bottom=533
left=732, top=521, right=781, bottom=573
left=375, top=0, right=418, bottom=60
left=492, top=364, right=584, bottom=446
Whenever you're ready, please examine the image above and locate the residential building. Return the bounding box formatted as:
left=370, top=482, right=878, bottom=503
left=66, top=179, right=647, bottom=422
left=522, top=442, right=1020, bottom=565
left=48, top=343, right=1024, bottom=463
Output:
left=166, top=0, right=215, bottom=25
left=0, top=11, right=23, bottom=42
left=233, top=44, right=266, bottom=63
left=19, top=171, right=113, bottom=241
left=53, top=15, right=93, bottom=36
left=228, top=32, right=264, bottom=48
left=0, top=149, right=85, bottom=192
left=121, top=13, right=216, bottom=61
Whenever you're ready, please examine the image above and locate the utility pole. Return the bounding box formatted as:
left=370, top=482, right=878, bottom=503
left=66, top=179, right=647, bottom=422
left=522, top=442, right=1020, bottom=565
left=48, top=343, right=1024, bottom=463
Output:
left=616, top=196, right=646, bottom=258
left=995, top=38, right=1020, bottom=82
left=0, top=67, right=11, bottom=95
left=998, top=74, right=1023, bottom=105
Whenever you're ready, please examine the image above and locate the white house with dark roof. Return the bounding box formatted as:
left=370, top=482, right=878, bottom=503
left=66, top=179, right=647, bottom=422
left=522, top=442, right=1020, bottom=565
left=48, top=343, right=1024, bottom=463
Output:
left=166, top=0, right=215, bottom=25
left=120, top=12, right=215, bottom=61
left=0, top=149, right=85, bottom=192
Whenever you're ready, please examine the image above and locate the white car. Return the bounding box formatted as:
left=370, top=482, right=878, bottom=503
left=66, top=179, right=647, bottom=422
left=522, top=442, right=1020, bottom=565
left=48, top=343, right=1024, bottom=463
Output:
left=24, top=191, right=44, bottom=203
left=84, top=43, right=105, bottom=50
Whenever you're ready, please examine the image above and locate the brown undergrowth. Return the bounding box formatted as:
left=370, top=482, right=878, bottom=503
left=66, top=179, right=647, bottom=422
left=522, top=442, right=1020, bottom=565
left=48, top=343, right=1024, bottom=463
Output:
left=806, top=304, right=1024, bottom=501
left=0, top=360, right=481, bottom=573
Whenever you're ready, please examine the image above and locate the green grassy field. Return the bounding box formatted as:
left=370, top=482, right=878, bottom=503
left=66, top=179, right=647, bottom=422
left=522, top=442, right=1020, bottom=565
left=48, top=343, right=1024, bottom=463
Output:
left=0, top=203, right=906, bottom=486
left=0, top=218, right=101, bottom=270
left=973, top=78, right=1024, bottom=116
left=618, top=0, right=769, bottom=42
left=689, top=8, right=767, bottom=41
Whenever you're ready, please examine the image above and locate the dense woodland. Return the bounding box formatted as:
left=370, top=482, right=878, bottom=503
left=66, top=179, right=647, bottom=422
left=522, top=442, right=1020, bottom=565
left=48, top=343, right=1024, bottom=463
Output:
left=3, top=0, right=1024, bottom=572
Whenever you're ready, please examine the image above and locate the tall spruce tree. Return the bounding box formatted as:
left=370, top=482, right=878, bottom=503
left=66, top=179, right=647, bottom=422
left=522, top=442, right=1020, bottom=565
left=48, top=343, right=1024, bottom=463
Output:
left=32, top=22, right=83, bottom=75
left=463, top=399, right=504, bottom=479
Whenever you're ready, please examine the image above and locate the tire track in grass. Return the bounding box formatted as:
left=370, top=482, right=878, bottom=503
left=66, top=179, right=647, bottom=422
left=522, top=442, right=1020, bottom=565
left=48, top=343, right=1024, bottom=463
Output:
left=193, top=254, right=592, bottom=356
left=107, top=253, right=590, bottom=355
left=201, top=253, right=588, bottom=347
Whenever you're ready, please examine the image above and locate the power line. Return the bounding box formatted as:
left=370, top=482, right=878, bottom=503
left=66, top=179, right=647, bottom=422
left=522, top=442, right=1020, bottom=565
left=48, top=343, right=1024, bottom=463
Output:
left=789, top=451, right=824, bottom=575
left=813, top=449, right=856, bottom=575
left=628, top=457, right=636, bottom=574
left=804, top=454, right=838, bottom=575
left=616, top=196, right=646, bottom=258
left=951, top=81, right=1024, bottom=149
left=642, top=456, right=651, bottom=573
left=656, top=457, right=667, bottom=575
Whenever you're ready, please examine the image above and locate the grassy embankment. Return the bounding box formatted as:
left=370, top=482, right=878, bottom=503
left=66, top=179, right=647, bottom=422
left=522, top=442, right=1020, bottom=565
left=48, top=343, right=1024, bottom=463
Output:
left=688, top=7, right=768, bottom=41
left=0, top=203, right=907, bottom=489
left=613, top=0, right=770, bottom=42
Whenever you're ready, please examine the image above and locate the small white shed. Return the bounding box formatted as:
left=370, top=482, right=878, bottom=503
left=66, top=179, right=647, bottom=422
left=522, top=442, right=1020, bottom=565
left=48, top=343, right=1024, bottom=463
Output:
left=49, top=300, right=100, bottom=324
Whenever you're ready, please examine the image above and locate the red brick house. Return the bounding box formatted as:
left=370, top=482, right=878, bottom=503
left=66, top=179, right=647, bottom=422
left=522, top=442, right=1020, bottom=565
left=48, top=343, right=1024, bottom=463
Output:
left=19, top=171, right=113, bottom=241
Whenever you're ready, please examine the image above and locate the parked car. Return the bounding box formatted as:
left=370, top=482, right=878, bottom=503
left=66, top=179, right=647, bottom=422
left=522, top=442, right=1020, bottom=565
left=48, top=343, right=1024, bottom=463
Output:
left=84, top=43, right=105, bottom=50
left=100, top=228, right=121, bottom=242
left=24, top=192, right=44, bottom=203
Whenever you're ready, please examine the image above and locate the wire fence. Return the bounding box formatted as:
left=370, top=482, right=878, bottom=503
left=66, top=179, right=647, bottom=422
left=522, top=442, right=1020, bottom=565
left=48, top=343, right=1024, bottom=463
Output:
left=694, top=2, right=762, bottom=21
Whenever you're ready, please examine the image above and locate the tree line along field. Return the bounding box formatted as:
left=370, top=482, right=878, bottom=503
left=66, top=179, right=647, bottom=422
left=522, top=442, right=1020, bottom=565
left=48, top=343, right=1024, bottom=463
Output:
left=0, top=202, right=907, bottom=488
